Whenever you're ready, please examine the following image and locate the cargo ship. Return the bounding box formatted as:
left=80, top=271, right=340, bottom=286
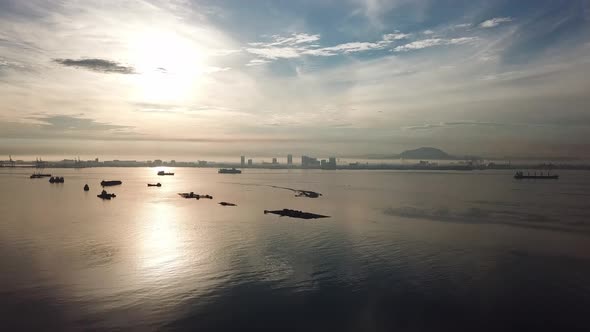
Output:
left=514, top=171, right=558, bottom=179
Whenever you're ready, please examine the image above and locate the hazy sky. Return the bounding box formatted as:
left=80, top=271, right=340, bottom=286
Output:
left=1, top=0, right=590, bottom=159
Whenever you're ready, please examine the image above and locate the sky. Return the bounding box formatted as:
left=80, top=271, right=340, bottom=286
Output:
left=1, top=0, right=590, bottom=160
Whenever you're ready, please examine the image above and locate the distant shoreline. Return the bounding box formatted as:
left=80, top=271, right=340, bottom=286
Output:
left=2, top=162, right=589, bottom=171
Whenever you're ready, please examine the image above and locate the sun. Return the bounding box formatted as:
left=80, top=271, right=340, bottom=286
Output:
left=127, top=30, right=206, bottom=104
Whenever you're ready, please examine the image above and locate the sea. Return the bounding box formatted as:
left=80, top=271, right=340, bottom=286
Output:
left=1, top=167, right=589, bottom=331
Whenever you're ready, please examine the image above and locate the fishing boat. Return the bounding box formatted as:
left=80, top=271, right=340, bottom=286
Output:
left=514, top=171, right=559, bottom=179
left=157, top=171, right=174, bottom=176
left=147, top=183, right=162, bottom=187
left=178, top=192, right=213, bottom=199
left=101, top=180, right=122, bottom=186
left=83, top=184, right=90, bottom=191
left=218, top=168, right=242, bottom=174
left=97, top=190, right=116, bottom=200
left=30, top=173, right=51, bottom=179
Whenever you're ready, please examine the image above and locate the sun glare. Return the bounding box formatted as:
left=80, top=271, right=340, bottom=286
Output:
left=128, top=30, right=206, bottom=103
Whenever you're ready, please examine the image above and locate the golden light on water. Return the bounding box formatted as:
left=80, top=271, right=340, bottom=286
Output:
left=137, top=202, right=185, bottom=274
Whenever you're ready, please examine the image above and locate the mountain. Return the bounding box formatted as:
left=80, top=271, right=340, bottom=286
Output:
left=398, top=147, right=453, bottom=160
left=358, top=147, right=481, bottom=160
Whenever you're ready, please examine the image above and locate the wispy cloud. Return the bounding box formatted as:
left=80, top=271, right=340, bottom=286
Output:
left=246, top=59, right=271, bottom=66
left=30, top=114, right=132, bottom=132
left=246, top=32, right=410, bottom=62
left=53, top=58, right=135, bottom=74
left=404, top=121, right=505, bottom=130
left=479, top=17, right=513, bottom=28
left=393, top=37, right=478, bottom=52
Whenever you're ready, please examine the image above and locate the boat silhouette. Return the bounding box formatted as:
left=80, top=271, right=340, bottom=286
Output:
left=97, top=190, right=116, bottom=200
left=264, top=209, right=329, bottom=219
left=101, top=180, right=122, bottom=186
left=218, top=168, right=242, bottom=174
left=30, top=173, right=51, bottom=179
left=157, top=171, right=174, bottom=176
left=147, top=183, right=162, bottom=187
left=49, top=176, right=64, bottom=183
left=514, top=171, right=559, bottom=179
left=178, top=192, right=213, bottom=199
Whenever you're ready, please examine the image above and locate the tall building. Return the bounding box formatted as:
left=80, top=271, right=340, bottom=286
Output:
left=247, top=159, right=253, bottom=166
left=329, top=157, right=336, bottom=167
left=301, top=155, right=320, bottom=168
left=272, top=157, right=278, bottom=164
left=241, top=156, right=245, bottom=167
left=287, top=154, right=293, bottom=165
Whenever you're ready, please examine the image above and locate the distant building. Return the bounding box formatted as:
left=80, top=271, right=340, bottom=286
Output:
left=272, top=157, right=278, bottom=164
left=241, top=156, right=245, bottom=167
left=153, top=159, right=163, bottom=166
left=247, top=159, right=253, bottom=166
left=170, top=160, right=176, bottom=166
left=198, top=160, right=207, bottom=166
left=301, top=155, right=320, bottom=168
left=321, top=157, right=337, bottom=169
left=287, top=154, right=293, bottom=165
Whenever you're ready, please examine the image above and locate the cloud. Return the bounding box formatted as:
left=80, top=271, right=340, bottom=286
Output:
left=246, top=31, right=410, bottom=62
left=393, top=37, right=478, bottom=52
left=245, top=47, right=301, bottom=60
left=383, top=33, right=411, bottom=41
left=454, top=23, right=472, bottom=28
left=53, top=58, right=135, bottom=74
left=479, top=17, right=513, bottom=28
left=268, top=33, right=320, bottom=46
left=423, top=30, right=434, bottom=35
left=247, top=59, right=271, bottom=66
left=30, top=114, right=132, bottom=132
left=403, top=121, right=505, bottom=130
left=203, top=66, right=231, bottom=73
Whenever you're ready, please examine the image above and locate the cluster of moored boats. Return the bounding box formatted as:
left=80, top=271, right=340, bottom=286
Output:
left=29, top=168, right=330, bottom=219
left=49, top=176, right=65, bottom=183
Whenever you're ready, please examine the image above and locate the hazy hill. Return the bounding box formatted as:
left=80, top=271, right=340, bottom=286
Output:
left=398, top=147, right=453, bottom=160
left=362, top=147, right=479, bottom=160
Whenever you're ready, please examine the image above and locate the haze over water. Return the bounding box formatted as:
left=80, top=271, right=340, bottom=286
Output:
left=1, top=168, right=589, bottom=331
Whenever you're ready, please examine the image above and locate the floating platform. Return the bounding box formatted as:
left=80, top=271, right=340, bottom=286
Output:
left=219, top=202, right=237, bottom=206
left=178, top=192, right=213, bottom=200
left=264, top=209, right=329, bottom=219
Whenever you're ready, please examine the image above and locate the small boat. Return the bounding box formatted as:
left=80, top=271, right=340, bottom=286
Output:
left=219, top=202, right=237, bottom=206
left=178, top=192, right=213, bottom=200
left=84, top=184, right=90, bottom=191
left=147, top=183, right=162, bottom=187
left=49, top=176, right=64, bottom=183
left=101, top=180, right=122, bottom=186
left=97, top=190, right=116, bottom=200
left=218, top=168, right=242, bottom=174
left=30, top=173, right=51, bottom=179
left=157, top=171, right=174, bottom=176
left=264, top=209, right=329, bottom=220
left=514, top=171, right=559, bottom=179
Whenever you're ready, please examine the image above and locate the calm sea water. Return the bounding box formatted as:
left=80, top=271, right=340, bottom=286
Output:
left=1, top=168, right=589, bottom=331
